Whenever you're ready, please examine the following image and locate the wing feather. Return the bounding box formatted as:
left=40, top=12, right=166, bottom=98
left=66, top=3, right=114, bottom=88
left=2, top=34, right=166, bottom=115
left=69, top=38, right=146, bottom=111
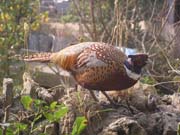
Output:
left=50, top=42, right=97, bottom=70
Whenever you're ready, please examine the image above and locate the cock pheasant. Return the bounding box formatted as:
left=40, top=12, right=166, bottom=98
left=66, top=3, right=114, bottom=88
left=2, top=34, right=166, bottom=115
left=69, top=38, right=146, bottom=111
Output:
left=24, top=42, right=148, bottom=105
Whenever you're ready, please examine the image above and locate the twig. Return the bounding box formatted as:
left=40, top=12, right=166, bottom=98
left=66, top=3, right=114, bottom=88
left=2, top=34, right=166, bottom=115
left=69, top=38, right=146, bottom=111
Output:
left=72, top=0, right=93, bottom=40
left=90, top=0, right=97, bottom=41
left=151, top=80, right=180, bottom=87
left=47, top=84, right=64, bottom=91
left=98, top=1, right=111, bottom=42
left=153, top=35, right=180, bottom=75
left=2, top=105, right=11, bottom=135
left=141, top=0, right=158, bottom=53
left=149, top=0, right=157, bottom=22
left=148, top=0, right=176, bottom=53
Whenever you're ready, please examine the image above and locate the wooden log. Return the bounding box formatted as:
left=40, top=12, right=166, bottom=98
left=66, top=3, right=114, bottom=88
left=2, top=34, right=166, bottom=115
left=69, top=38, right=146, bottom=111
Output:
left=3, top=78, right=13, bottom=107
left=2, top=78, right=13, bottom=135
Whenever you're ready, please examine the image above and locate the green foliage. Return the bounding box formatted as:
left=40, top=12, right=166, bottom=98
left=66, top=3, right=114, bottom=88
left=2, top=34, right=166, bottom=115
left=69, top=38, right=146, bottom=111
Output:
left=178, top=122, right=180, bottom=135
left=21, top=95, right=33, bottom=110
left=20, top=96, right=68, bottom=134
left=5, top=127, right=14, bottom=135
left=71, top=116, right=87, bottom=135
left=21, top=96, right=68, bottom=123
left=141, top=76, right=156, bottom=85
left=13, top=122, right=28, bottom=134
left=60, top=14, right=79, bottom=23
left=0, top=0, right=48, bottom=87
left=20, top=96, right=88, bottom=135
left=0, top=122, right=28, bottom=135
left=43, top=102, right=68, bottom=123
left=0, top=128, right=2, bottom=135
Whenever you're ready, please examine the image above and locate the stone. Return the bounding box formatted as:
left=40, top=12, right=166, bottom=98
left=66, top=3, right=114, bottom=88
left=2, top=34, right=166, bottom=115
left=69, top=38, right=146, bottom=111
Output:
left=25, top=62, right=76, bottom=88
left=98, top=117, right=147, bottom=135
left=171, top=93, right=180, bottom=110
left=99, top=81, right=158, bottom=112
left=135, top=112, right=164, bottom=135
left=135, top=111, right=180, bottom=135
left=162, top=112, right=180, bottom=135
left=22, top=72, right=66, bottom=103
left=28, top=32, right=53, bottom=52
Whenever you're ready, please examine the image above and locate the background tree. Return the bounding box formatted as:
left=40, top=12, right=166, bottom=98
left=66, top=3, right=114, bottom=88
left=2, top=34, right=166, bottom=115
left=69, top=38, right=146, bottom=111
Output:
left=71, top=0, right=164, bottom=46
left=0, top=0, right=48, bottom=88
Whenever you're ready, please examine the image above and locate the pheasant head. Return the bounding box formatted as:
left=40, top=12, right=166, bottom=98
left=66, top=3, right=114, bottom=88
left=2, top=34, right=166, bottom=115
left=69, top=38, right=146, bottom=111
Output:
left=124, top=54, right=148, bottom=75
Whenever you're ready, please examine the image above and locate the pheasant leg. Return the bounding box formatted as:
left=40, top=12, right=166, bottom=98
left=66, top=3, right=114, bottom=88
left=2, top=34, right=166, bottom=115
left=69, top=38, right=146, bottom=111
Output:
left=101, top=91, right=134, bottom=113
left=100, top=91, right=117, bottom=105
left=89, top=90, right=99, bottom=102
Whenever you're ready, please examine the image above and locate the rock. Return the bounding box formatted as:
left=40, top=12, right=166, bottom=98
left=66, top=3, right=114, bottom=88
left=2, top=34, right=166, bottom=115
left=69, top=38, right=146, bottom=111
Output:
left=158, top=104, right=180, bottom=114
left=49, top=87, right=65, bottom=101
left=161, top=95, right=172, bottom=105
left=135, top=112, right=180, bottom=135
left=44, top=123, right=58, bottom=135
left=171, top=93, right=180, bottom=110
left=135, top=112, right=164, bottom=135
left=99, top=81, right=158, bottom=112
left=25, top=62, right=76, bottom=88
left=162, top=112, right=180, bottom=135
left=22, top=72, right=39, bottom=98
left=33, top=70, right=62, bottom=88
left=36, top=87, right=54, bottom=103
left=147, top=94, right=158, bottom=112
left=51, top=36, right=77, bottom=52
left=28, top=32, right=53, bottom=52
left=98, top=117, right=147, bottom=135
left=159, top=93, right=180, bottom=113
left=36, top=87, right=65, bottom=104
left=27, top=23, right=83, bottom=53
left=31, top=120, right=57, bottom=135
left=39, top=33, right=53, bottom=52
left=23, top=72, right=66, bottom=103
left=127, top=82, right=158, bottom=112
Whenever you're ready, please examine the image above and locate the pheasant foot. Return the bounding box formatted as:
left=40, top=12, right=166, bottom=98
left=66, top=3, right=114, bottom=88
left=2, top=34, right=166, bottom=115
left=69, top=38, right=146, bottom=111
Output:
left=101, top=91, right=135, bottom=114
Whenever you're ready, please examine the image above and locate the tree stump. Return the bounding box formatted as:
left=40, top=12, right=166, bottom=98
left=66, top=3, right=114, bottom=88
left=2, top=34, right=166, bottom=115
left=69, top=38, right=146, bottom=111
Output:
left=3, top=78, right=13, bottom=108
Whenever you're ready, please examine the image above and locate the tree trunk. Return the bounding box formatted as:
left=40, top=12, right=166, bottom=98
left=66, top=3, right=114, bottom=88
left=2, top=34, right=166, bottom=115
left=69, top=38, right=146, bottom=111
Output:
left=173, top=0, right=180, bottom=58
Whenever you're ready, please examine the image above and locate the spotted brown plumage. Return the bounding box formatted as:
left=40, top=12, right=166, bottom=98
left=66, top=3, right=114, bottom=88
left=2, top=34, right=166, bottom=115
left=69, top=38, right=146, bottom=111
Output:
left=24, top=42, right=148, bottom=105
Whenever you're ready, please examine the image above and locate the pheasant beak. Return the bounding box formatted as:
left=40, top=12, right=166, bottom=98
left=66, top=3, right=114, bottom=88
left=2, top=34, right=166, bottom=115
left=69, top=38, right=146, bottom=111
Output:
left=146, top=57, right=151, bottom=64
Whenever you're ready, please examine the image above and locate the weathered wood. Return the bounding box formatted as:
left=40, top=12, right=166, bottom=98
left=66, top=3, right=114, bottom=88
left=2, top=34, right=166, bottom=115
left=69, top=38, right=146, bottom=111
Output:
left=23, top=72, right=66, bottom=103
left=3, top=78, right=13, bottom=107
left=25, top=62, right=76, bottom=88
left=2, top=78, right=13, bottom=135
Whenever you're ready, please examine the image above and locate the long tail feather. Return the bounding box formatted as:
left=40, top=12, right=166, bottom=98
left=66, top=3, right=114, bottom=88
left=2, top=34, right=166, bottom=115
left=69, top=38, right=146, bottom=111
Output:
left=23, top=52, right=53, bottom=62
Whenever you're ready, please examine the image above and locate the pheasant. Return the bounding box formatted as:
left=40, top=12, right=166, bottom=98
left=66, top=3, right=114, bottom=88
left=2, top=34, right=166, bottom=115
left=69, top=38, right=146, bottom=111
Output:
left=24, top=42, right=148, bottom=105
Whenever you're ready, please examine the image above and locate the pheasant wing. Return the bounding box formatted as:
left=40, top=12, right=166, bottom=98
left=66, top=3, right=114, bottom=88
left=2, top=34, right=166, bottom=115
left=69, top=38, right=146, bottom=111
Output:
left=74, top=43, right=128, bottom=90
